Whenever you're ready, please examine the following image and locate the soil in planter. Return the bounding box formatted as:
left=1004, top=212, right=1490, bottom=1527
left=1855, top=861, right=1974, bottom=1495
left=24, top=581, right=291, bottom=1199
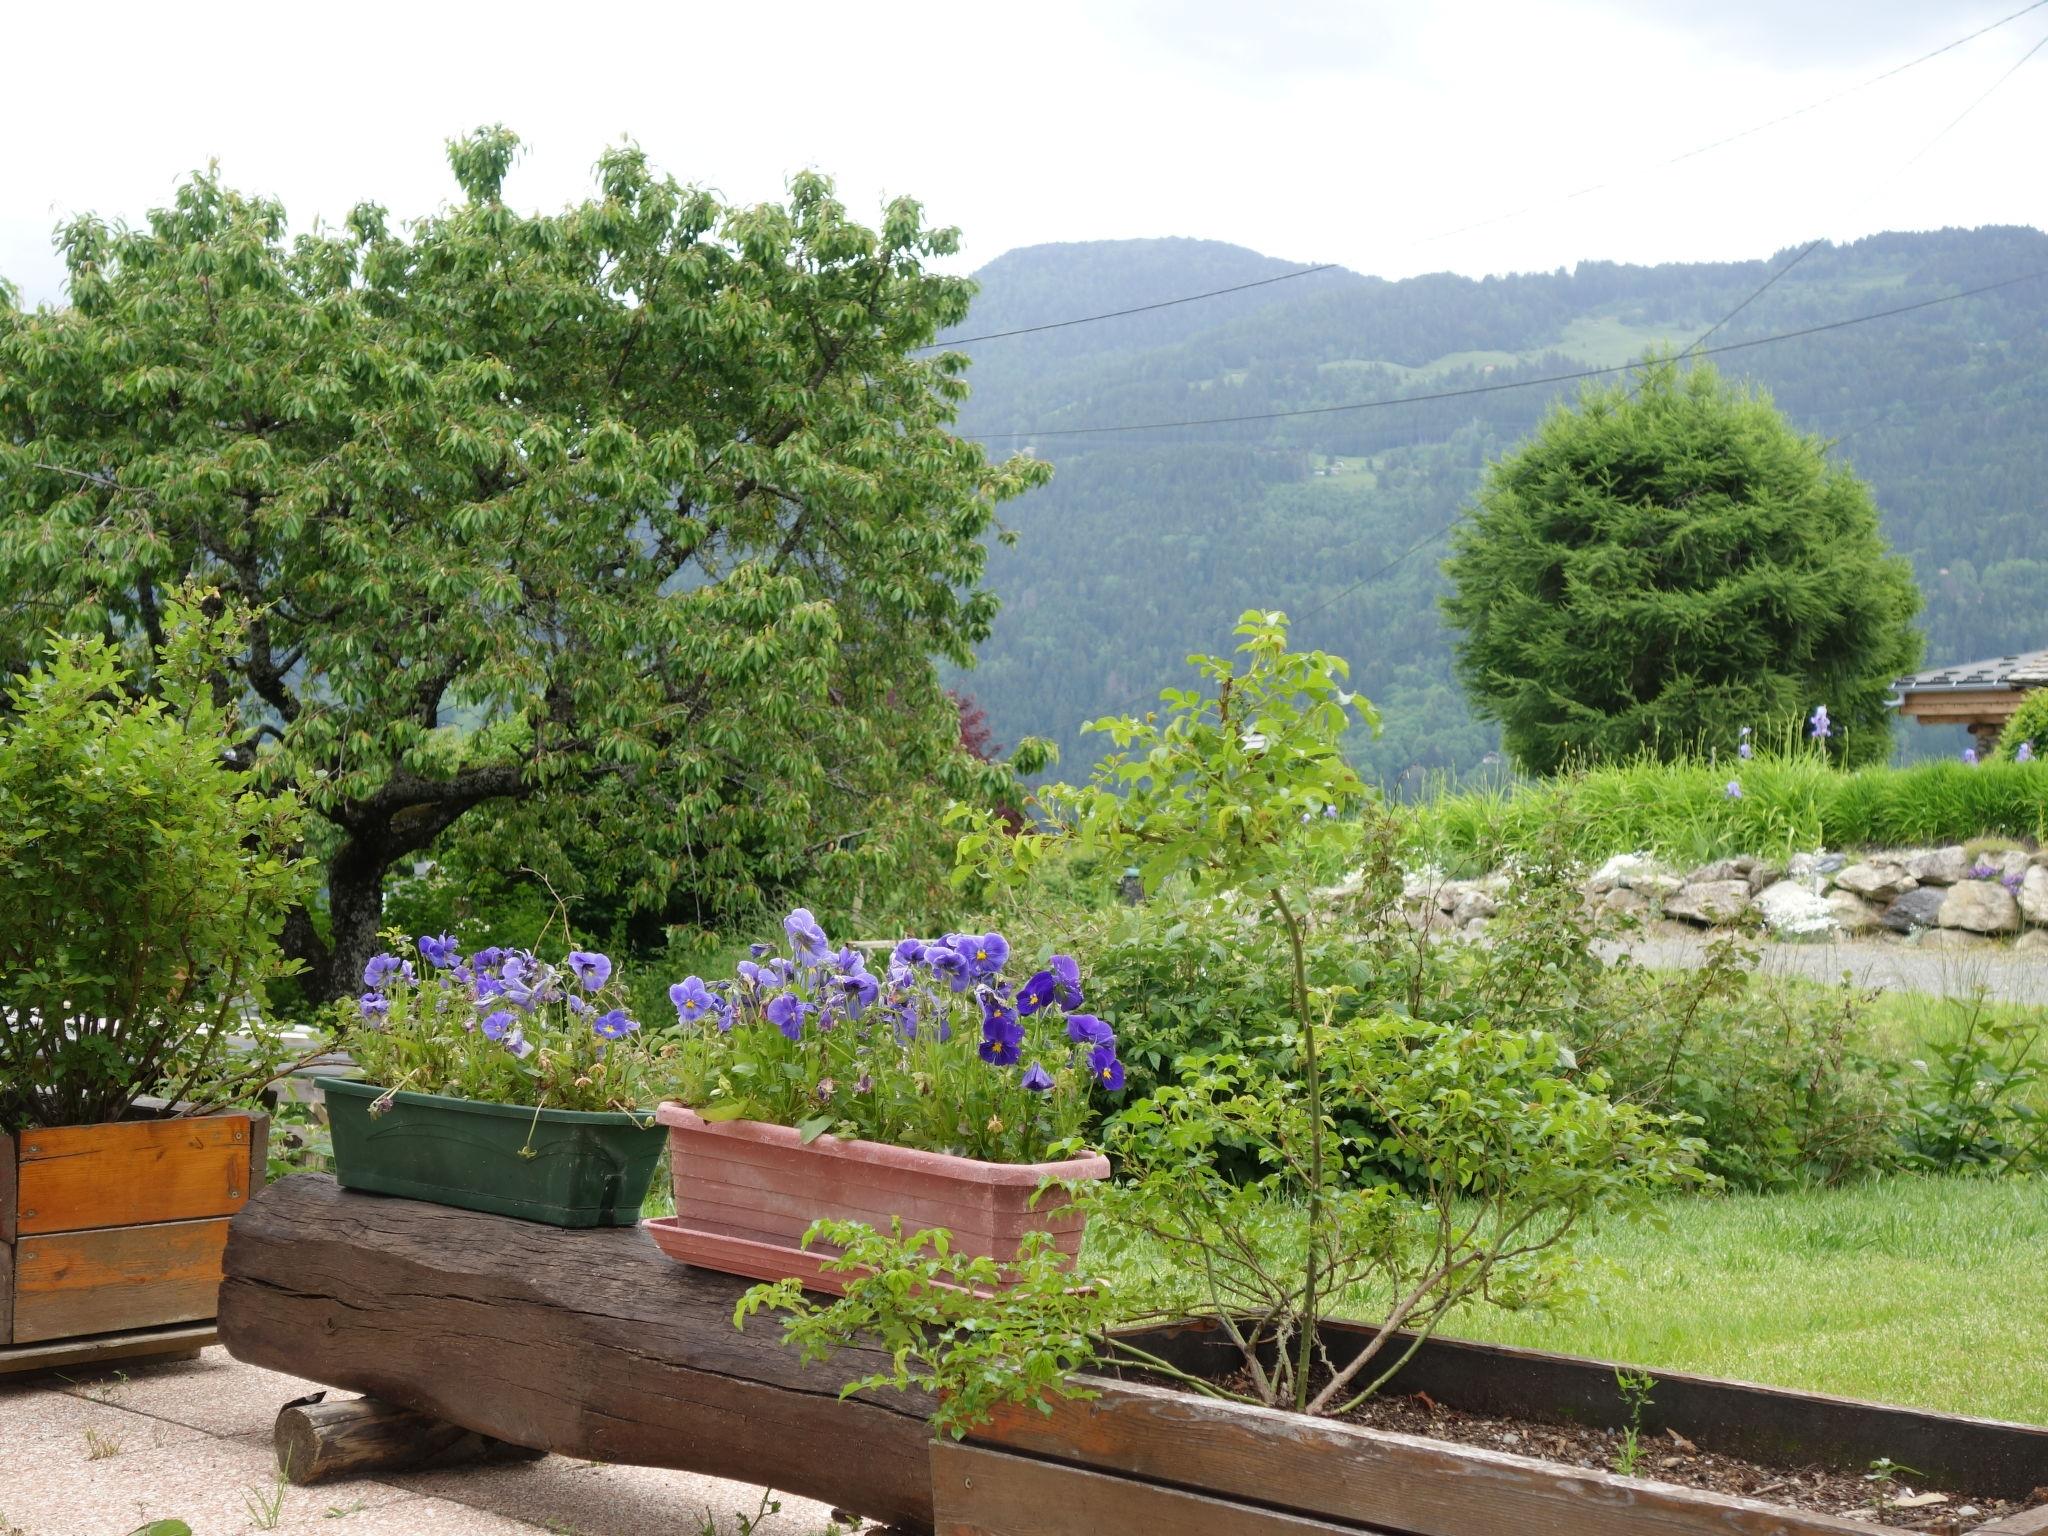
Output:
left=1217, top=1370, right=2045, bottom=1532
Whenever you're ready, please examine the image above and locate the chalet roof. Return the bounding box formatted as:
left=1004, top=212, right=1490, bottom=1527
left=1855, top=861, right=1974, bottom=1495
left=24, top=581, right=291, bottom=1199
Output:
left=1896, top=649, right=2048, bottom=694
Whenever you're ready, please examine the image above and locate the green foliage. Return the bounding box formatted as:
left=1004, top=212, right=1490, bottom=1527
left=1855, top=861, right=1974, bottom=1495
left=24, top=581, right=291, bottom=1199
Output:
left=334, top=937, right=658, bottom=1114
left=1896, top=995, right=2046, bottom=1175
left=1612, top=1369, right=1656, bottom=1476
left=1570, top=949, right=1905, bottom=1190
left=1411, top=749, right=2048, bottom=873
left=0, top=598, right=310, bottom=1129
left=0, top=129, right=1047, bottom=1001
left=737, top=1220, right=1122, bottom=1440
left=1994, top=689, right=2048, bottom=762
left=1443, top=361, right=1923, bottom=775
left=945, top=228, right=2048, bottom=788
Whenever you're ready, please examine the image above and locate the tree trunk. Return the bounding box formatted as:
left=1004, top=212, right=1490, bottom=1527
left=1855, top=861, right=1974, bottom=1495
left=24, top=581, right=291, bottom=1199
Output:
left=319, top=838, right=391, bottom=1005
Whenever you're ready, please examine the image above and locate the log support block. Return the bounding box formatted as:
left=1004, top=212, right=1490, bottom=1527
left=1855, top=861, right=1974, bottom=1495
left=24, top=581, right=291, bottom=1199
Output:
left=220, top=1175, right=937, bottom=1530
left=275, top=1395, right=547, bottom=1484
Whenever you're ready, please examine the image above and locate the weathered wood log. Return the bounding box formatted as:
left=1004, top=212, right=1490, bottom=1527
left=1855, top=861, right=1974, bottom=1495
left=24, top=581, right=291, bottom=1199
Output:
left=274, top=1395, right=548, bottom=1483
left=219, top=1175, right=936, bottom=1531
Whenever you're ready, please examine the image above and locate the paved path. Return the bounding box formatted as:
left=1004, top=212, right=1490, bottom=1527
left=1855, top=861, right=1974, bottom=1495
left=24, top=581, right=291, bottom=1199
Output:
left=0, top=1347, right=853, bottom=1536
left=1608, top=932, right=2048, bottom=1005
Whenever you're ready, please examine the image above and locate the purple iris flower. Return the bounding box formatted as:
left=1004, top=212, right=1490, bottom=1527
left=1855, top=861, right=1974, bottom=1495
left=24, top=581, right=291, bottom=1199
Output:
left=670, top=976, right=717, bottom=1025
left=1016, top=970, right=1057, bottom=1016
left=2019, top=742, right=2037, bottom=763
left=1021, top=1061, right=1054, bottom=1094
left=1725, top=780, right=1743, bottom=800
left=1049, top=954, right=1083, bottom=1008
left=1065, top=1013, right=1115, bottom=1048
left=362, top=953, right=408, bottom=991
left=784, top=908, right=831, bottom=963
left=1088, top=1043, right=1125, bottom=1091
left=358, top=992, right=389, bottom=1021
left=1738, top=725, right=1753, bottom=761
left=566, top=950, right=613, bottom=992
left=765, top=991, right=810, bottom=1041
left=1808, top=705, right=1831, bottom=741
left=1963, top=748, right=1979, bottom=765
left=418, top=933, right=460, bottom=970
left=480, top=1009, right=517, bottom=1041
left=592, top=1008, right=637, bottom=1040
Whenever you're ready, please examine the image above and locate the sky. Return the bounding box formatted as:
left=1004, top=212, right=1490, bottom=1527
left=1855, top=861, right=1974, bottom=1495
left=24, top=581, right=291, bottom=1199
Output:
left=2, top=0, right=2043, bottom=308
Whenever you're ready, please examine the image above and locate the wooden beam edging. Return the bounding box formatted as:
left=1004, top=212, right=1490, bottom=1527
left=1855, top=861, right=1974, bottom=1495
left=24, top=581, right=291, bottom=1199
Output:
left=217, top=1175, right=937, bottom=1530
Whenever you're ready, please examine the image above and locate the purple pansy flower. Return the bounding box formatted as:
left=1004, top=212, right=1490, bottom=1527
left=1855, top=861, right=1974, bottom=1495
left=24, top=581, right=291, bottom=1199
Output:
left=925, top=944, right=972, bottom=992
left=1088, top=1042, right=1125, bottom=1091
left=480, top=1009, right=517, bottom=1041
left=670, top=976, right=717, bottom=1025
left=893, top=937, right=926, bottom=966
left=784, top=908, right=831, bottom=963
left=358, top=991, right=389, bottom=1020
left=471, top=946, right=506, bottom=972
left=567, top=994, right=590, bottom=1016
left=835, top=968, right=880, bottom=1019
left=1016, top=970, right=1058, bottom=1016
left=504, top=1027, right=534, bottom=1060
left=592, top=1008, right=636, bottom=1040
left=1049, top=954, right=1083, bottom=1008
left=566, top=950, right=613, bottom=992
left=765, top=991, right=810, bottom=1042
left=979, top=1004, right=1024, bottom=1066
left=362, top=953, right=410, bottom=991
left=418, top=933, right=460, bottom=970
left=1021, top=1061, right=1055, bottom=1094
left=1065, top=1013, right=1115, bottom=1048
left=958, top=931, right=1010, bottom=977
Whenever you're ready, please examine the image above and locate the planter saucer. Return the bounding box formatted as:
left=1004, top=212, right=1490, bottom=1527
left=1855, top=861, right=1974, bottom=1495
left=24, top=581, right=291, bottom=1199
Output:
left=642, top=1216, right=860, bottom=1295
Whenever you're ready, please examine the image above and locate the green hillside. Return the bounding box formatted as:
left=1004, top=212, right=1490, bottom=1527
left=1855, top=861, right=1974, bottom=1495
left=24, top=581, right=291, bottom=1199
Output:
left=939, top=230, right=2048, bottom=787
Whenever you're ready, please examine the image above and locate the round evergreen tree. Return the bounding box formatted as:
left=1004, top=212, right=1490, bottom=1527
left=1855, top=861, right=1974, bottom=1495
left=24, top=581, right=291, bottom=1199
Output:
left=1442, top=361, right=1922, bottom=773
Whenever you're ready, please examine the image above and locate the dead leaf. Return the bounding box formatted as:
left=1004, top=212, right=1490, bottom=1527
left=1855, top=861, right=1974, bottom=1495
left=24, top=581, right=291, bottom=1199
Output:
left=1665, top=1429, right=1697, bottom=1452
left=1891, top=1492, right=1948, bottom=1509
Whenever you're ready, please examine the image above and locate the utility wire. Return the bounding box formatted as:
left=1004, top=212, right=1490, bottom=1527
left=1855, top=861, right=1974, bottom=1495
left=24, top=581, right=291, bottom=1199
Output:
left=916, top=263, right=1340, bottom=350
left=1899, top=25, right=2048, bottom=171
left=967, top=269, right=2047, bottom=441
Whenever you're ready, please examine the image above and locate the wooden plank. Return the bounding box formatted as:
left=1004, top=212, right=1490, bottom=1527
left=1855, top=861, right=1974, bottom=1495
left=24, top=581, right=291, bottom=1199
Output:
left=0, top=1322, right=214, bottom=1376
left=218, top=1174, right=936, bottom=1531
left=1, top=1130, right=17, bottom=1242
left=1114, top=1318, right=2048, bottom=1501
left=15, top=1112, right=255, bottom=1234
left=1, top=1237, right=12, bottom=1345
left=12, top=1217, right=231, bottom=1343
left=931, top=1440, right=1374, bottom=1535
left=1974, top=1510, right=2048, bottom=1536
left=974, top=1377, right=1886, bottom=1536
left=275, top=1396, right=546, bottom=1483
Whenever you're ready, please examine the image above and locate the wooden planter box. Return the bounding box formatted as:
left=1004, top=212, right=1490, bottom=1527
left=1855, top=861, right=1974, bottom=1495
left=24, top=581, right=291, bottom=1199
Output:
left=648, top=1103, right=1109, bottom=1290
left=2, top=1106, right=266, bottom=1367
left=932, top=1318, right=2048, bottom=1535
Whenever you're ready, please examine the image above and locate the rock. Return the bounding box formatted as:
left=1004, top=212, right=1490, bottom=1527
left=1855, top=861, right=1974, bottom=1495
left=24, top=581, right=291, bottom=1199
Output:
left=1938, top=880, right=2021, bottom=934
left=1431, top=880, right=1475, bottom=915
left=1753, top=880, right=1838, bottom=939
left=1685, top=858, right=1757, bottom=885
left=2021, top=866, right=2048, bottom=926
left=1664, top=880, right=1754, bottom=926
left=1402, top=866, right=1450, bottom=904
left=1744, top=861, right=1785, bottom=894
left=1832, top=860, right=1917, bottom=902
left=1598, top=887, right=1648, bottom=917
left=1587, top=852, right=1678, bottom=896
left=2016, top=929, right=2048, bottom=955
left=1918, top=928, right=1991, bottom=952
left=1630, top=873, right=1686, bottom=902
left=1452, top=889, right=1498, bottom=926
left=1880, top=887, right=1947, bottom=933
left=1826, top=889, right=1884, bottom=934
left=1787, top=851, right=1847, bottom=881
left=1901, top=846, right=1971, bottom=885
left=1993, top=848, right=2033, bottom=880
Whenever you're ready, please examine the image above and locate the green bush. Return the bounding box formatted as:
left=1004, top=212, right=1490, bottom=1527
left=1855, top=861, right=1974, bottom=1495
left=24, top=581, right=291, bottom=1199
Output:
left=1411, top=750, right=2048, bottom=874
left=0, top=604, right=310, bottom=1129
left=1995, top=689, right=2048, bottom=762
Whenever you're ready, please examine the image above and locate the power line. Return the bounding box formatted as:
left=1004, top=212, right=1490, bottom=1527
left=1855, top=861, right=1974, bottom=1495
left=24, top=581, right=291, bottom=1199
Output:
left=967, top=268, right=2047, bottom=441
left=916, top=263, right=1340, bottom=350
left=1900, top=25, right=2048, bottom=172
left=923, top=4, right=2047, bottom=356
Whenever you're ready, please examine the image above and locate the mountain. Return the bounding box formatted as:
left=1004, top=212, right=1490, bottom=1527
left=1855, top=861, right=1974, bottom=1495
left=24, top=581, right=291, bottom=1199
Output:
left=937, top=229, right=2048, bottom=788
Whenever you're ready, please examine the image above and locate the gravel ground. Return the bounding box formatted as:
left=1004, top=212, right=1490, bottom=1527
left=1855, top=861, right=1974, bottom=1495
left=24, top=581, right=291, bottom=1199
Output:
left=1605, top=931, right=2048, bottom=1004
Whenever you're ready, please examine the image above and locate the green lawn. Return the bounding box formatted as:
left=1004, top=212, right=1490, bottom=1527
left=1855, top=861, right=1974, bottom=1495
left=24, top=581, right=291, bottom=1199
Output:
left=1435, top=1175, right=2048, bottom=1423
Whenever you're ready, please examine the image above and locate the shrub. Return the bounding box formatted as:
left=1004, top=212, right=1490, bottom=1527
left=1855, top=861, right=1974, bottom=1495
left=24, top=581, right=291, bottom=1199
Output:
left=0, top=602, right=309, bottom=1129
left=1994, top=688, right=2048, bottom=762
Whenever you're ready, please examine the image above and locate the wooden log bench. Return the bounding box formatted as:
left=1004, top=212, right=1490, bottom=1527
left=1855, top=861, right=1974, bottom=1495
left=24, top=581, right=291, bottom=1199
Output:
left=218, top=1174, right=937, bottom=1531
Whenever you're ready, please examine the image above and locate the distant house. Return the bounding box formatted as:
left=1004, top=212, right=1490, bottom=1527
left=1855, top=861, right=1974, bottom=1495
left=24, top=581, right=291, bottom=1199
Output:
left=1893, top=649, right=2048, bottom=753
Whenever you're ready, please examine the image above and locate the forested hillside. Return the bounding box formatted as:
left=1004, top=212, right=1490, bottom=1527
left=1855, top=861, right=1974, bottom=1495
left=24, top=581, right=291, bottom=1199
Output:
left=939, top=229, right=2048, bottom=787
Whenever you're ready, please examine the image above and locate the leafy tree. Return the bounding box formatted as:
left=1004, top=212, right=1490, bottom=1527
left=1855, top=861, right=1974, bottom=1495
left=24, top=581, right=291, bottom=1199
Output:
left=0, top=129, right=1047, bottom=1000
left=1442, top=361, right=1923, bottom=773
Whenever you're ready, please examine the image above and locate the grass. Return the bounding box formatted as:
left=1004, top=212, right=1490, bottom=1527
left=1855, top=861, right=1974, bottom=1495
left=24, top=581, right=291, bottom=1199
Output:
left=1439, top=1175, right=2048, bottom=1423
left=1408, top=749, right=2048, bottom=874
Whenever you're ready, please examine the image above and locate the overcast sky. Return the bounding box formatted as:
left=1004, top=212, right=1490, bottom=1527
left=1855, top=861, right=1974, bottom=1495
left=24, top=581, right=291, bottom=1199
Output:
left=3, top=0, right=2042, bottom=307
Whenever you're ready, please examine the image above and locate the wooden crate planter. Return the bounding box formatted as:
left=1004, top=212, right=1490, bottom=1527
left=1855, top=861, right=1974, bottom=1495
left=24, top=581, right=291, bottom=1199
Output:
left=1, top=1108, right=266, bottom=1358
left=932, top=1318, right=2048, bottom=1535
